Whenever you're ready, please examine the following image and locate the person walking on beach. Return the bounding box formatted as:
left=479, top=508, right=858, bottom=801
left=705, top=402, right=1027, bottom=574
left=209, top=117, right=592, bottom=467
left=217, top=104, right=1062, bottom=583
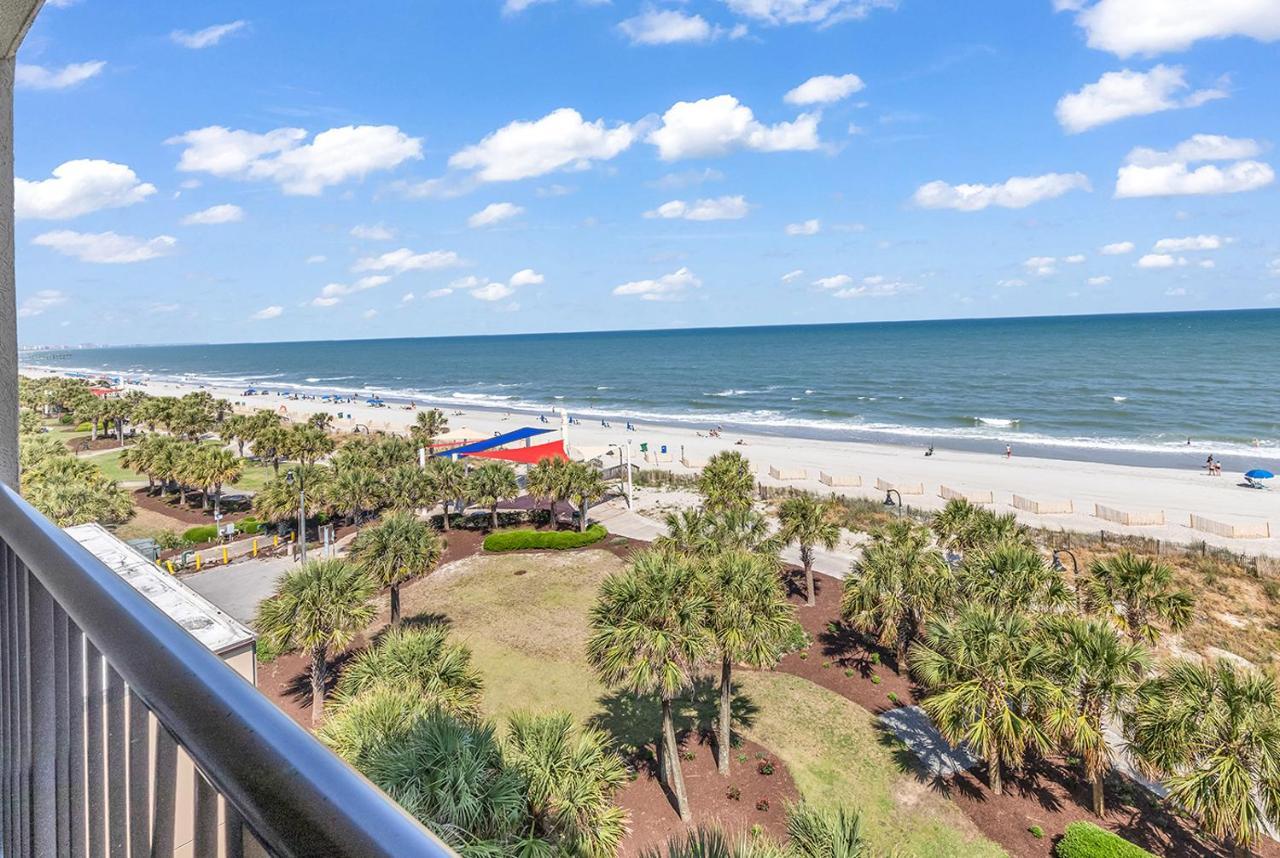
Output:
left=1005, top=444, right=1012, bottom=459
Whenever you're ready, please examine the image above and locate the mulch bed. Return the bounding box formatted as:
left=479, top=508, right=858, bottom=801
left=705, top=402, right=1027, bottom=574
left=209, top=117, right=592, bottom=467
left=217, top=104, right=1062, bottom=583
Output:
left=67, top=436, right=134, bottom=453
left=132, top=488, right=253, bottom=525
left=616, top=734, right=799, bottom=858
left=773, top=567, right=1280, bottom=858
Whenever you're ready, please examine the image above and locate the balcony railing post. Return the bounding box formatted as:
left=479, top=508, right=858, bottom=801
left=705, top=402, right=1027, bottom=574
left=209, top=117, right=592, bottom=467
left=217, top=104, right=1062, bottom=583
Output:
left=28, top=577, right=57, bottom=857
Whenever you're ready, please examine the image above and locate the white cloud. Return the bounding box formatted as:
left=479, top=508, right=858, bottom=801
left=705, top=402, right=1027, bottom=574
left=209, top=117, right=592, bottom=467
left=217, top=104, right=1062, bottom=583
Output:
left=816, top=273, right=913, bottom=298
left=401, top=292, right=415, bottom=304
left=18, top=290, right=67, bottom=318
left=251, top=305, right=283, bottom=320
left=1198, top=259, right=1216, bottom=269
left=722, top=0, right=897, bottom=27
left=1058, top=0, right=1280, bottom=57
left=314, top=274, right=396, bottom=307
left=1269, top=258, right=1280, bottom=277
left=171, top=20, right=247, bottom=49
left=361, top=309, right=378, bottom=320
left=428, top=287, right=454, bottom=298
left=1064, top=254, right=1087, bottom=263
left=350, top=223, right=395, bottom=240
left=311, top=296, right=341, bottom=308
left=32, top=230, right=176, bottom=264
left=1056, top=65, right=1227, bottom=133
left=996, top=278, right=1028, bottom=288
left=508, top=268, right=545, bottom=288
left=785, top=219, right=821, bottom=235
left=651, top=168, right=725, bottom=189
left=352, top=248, right=465, bottom=274
left=471, top=282, right=516, bottom=302
left=618, top=9, right=730, bottom=44
left=784, top=73, right=865, bottom=105
left=148, top=303, right=181, bottom=314
left=1087, top=275, right=1112, bottom=286
left=449, top=108, right=634, bottom=182
left=468, top=202, right=525, bottom=228
left=812, top=274, right=854, bottom=290
left=914, top=172, right=1091, bottom=211
left=16, top=160, right=155, bottom=220
left=15, top=60, right=105, bottom=90
left=169, top=124, right=422, bottom=195
left=644, top=195, right=750, bottom=221
left=1153, top=234, right=1225, bottom=251
left=1100, top=240, right=1135, bottom=254
left=466, top=269, right=544, bottom=301
left=1166, top=287, right=1188, bottom=296
left=1024, top=256, right=1058, bottom=276
left=306, top=255, right=327, bottom=264
left=181, top=203, right=243, bottom=225
left=1136, top=253, right=1188, bottom=269
left=1115, top=134, right=1274, bottom=198
left=647, top=95, right=821, bottom=161
left=613, top=266, right=701, bottom=300
left=781, top=269, right=805, bottom=283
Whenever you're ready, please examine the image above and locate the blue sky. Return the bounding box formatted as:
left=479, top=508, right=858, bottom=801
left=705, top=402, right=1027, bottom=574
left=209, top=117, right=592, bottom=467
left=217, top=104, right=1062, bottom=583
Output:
left=13, top=0, right=1280, bottom=344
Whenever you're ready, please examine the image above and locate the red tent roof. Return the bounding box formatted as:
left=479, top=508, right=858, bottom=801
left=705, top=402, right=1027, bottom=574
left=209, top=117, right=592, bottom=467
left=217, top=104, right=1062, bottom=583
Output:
left=463, top=439, right=568, bottom=464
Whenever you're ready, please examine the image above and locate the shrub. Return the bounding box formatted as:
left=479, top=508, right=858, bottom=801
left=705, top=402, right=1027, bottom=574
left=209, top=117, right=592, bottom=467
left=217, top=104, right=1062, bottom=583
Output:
left=182, top=525, right=218, bottom=544
left=887, top=691, right=900, bottom=705
left=869, top=652, right=880, bottom=665
left=483, top=524, right=607, bottom=552
left=798, top=652, right=808, bottom=660
left=821, top=661, right=831, bottom=669
left=757, top=760, right=774, bottom=776
left=844, top=668, right=854, bottom=677
left=1028, top=825, right=1043, bottom=839
left=727, top=785, right=741, bottom=801
left=736, top=752, right=748, bottom=763
left=1055, top=822, right=1155, bottom=858
left=679, top=749, right=696, bottom=761
left=237, top=517, right=263, bottom=535
left=153, top=530, right=185, bottom=551
left=870, top=674, right=882, bottom=685
left=755, top=799, right=770, bottom=812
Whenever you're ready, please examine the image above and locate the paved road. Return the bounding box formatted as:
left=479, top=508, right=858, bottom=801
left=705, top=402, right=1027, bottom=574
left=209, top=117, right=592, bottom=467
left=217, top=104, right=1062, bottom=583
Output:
left=184, top=554, right=298, bottom=624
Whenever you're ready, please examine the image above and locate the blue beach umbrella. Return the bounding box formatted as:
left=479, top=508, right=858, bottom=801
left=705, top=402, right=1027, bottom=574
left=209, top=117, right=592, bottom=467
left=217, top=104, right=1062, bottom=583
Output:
left=1245, top=469, right=1274, bottom=480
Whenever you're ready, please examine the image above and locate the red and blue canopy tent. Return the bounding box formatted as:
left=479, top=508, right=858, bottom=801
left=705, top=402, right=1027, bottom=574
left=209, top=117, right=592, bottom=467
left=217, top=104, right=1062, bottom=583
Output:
left=432, top=426, right=568, bottom=463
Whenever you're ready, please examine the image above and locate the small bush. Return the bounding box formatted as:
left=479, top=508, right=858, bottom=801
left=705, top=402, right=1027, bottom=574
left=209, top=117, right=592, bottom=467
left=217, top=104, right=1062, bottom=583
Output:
left=183, top=525, right=218, bottom=544
left=153, top=530, right=185, bottom=551
left=483, top=524, right=607, bottom=552
left=727, top=786, right=741, bottom=801
left=798, top=652, right=808, bottom=660
left=255, top=635, right=290, bottom=663
left=887, top=691, right=900, bottom=705
left=679, top=749, right=696, bottom=762
left=237, top=517, right=263, bottom=535
left=826, top=621, right=839, bottom=633
left=736, top=752, right=748, bottom=763
left=821, top=661, right=831, bottom=669
left=870, top=674, right=882, bottom=685
left=755, top=799, right=770, bottom=812
left=1263, top=579, right=1280, bottom=602
left=844, top=668, right=854, bottom=677
left=1028, top=826, right=1043, bottom=839
left=1055, top=822, right=1155, bottom=858
left=757, top=760, right=774, bottom=776
left=869, top=652, right=880, bottom=665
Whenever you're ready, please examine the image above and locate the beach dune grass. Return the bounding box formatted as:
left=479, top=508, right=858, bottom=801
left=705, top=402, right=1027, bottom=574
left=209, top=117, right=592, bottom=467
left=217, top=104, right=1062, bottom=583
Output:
left=394, top=550, right=1005, bottom=857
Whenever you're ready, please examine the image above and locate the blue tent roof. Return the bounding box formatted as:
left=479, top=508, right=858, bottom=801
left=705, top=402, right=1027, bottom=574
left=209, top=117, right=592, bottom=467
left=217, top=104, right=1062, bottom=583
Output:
left=434, top=426, right=552, bottom=458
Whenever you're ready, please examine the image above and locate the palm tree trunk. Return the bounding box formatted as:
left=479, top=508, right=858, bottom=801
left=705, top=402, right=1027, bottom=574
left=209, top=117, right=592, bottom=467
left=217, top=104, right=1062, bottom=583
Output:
left=490, top=504, right=499, bottom=531
left=213, top=485, right=222, bottom=517
left=442, top=502, right=452, bottom=532
left=310, top=646, right=328, bottom=726
left=89, top=421, right=97, bottom=442
left=1091, top=770, right=1105, bottom=817
left=201, top=487, right=211, bottom=512
left=988, top=757, right=1002, bottom=795
left=718, top=656, right=732, bottom=776
left=803, top=547, right=816, bottom=607
left=661, top=694, right=691, bottom=821
left=390, top=584, right=401, bottom=626
left=579, top=501, right=588, bottom=533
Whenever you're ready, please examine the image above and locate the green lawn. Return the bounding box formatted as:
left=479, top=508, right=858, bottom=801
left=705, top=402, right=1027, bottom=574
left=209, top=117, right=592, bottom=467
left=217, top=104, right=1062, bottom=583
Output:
left=394, top=550, right=1006, bottom=858
left=90, top=446, right=275, bottom=490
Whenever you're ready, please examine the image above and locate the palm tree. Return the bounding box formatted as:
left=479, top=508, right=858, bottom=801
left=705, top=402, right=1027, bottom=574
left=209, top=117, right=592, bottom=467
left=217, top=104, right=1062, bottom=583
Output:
left=708, top=507, right=780, bottom=557
left=284, top=425, right=336, bottom=466
left=841, top=519, right=950, bottom=664
left=411, top=408, right=449, bottom=452
left=910, top=605, right=1064, bottom=795
left=1126, top=659, right=1280, bottom=858
left=254, top=559, right=377, bottom=725
left=254, top=424, right=289, bottom=475
left=334, top=624, right=482, bottom=717
left=75, top=397, right=105, bottom=442
left=425, top=457, right=467, bottom=532
left=307, top=412, right=334, bottom=432
left=957, top=541, right=1073, bottom=614
left=467, top=460, right=519, bottom=531
left=655, top=508, right=712, bottom=557
left=220, top=414, right=251, bottom=457
left=505, top=710, right=629, bottom=857
left=697, top=450, right=755, bottom=515
left=1040, top=616, right=1151, bottom=816
left=1079, top=551, right=1194, bottom=644
left=527, top=456, right=570, bottom=528
left=382, top=463, right=428, bottom=513
left=349, top=512, right=443, bottom=625
left=330, top=467, right=380, bottom=525
left=778, top=495, right=842, bottom=607
left=587, top=549, right=711, bottom=820
left=932, top=498, right=1031, bottom=555
left=200, top=447, right=243, bottom=517
left=565, top=461, right=607, bottom=533
left=704, top=549, right=799, bottom=775
left=786, top=803, right=869, bottom=858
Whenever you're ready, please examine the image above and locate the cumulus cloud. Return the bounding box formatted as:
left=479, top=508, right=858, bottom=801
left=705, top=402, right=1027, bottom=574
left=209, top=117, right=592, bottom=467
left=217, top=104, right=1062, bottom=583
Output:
left=352, top=248, right=465, bottom=275
left=460, top=269, right=545, bottom=302
left=785, top=219, right=821, bottom=235
left=306, top=255, right=327, bottom=264
left=1115, top=134, right=1274, bottom=198
left=428, top=287, right=455, bottom=298
left=251, top=305, right=283, bottom=320
left=784, top=73, right=865, bottom=105
left=350, top=223, right=395, bottom=240
left=647, top=95, right=821, bottom=161
left=169, top=124, right=422, bottom=195
left=1064, top=254, right=1087, bottom=263
left=1100, top=240, right=1135, bottom=254
left=32, top=230, right=175, bottom=264
left=781, top=269, right=805, bottom=283
left=1024, top=256, right=1058, bottom=276
left=813, top=274, right=854, bottom=290
left=1056, top=65, right=1227, bottom=133
left=18, top=290, right=67, bottom=318
left=1153, top=234, right=1225, bottom=251
left=471, top=282, right=515, bottom=302
left=996, top=278, right=1028, bottom=288
left=449, top=108, right=635, bottom=182
left=16, top=60, right=105, bottom=90
left=508, top=268, right=546, bottom=288
left=618, top=9, right=744, bottom=44
left=814, top=273, right=913, bottom=298
left=468, top=202, right=525, bottom=228
left=721, top=0, right=898, bottom=27
left=171, top=20, right=247, bottom=49
left=1136, top=253, right=1188, bottom=268
left=314, top=274, right=394, bottom=307
left=401, top=292, right=415, bottom=304
left=1056, top=0, right=1280, bottom=57
left=182, top=203, right=243, bottom=225
left=913, top=172, right=1091, bottom=211
left=1087, top=275, right=1112, bottom=286
left=613, top=266, right=701, bottom=300
left=644, top=195, right=750, bottom=221
left=16, top=160, right=155, bottom=220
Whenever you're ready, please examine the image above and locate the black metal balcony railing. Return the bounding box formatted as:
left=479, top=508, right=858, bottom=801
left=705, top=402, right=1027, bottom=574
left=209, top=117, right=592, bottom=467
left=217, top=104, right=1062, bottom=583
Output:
left=0, top=483, right=453, bottom=858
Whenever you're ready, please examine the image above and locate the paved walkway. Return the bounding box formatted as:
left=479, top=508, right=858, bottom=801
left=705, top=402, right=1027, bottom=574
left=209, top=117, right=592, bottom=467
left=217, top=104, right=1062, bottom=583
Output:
left=879, top=705, right=976, bottom=777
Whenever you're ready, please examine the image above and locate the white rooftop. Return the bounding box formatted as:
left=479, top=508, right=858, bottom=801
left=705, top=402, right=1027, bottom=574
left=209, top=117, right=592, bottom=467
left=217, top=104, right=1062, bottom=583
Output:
left=64, top=523, right=256, bottom=655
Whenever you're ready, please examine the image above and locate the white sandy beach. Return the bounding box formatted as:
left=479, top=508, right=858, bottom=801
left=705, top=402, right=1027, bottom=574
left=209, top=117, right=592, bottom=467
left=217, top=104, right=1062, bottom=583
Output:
left=32, top=370, right=1280, bottom=556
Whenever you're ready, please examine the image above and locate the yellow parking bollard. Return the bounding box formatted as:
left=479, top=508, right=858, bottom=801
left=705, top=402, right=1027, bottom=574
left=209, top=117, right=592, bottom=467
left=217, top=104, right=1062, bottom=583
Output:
left=273, top=535, right=279, bottom=548
left=252, top=538, right=259, bottom=557
left=222, top=547, right=229, bottom=565
left=289, top=532, right=295, bottom=543
left=166, top=561, right=175, bottom=575
left=195, top=553, right=202, bottom=571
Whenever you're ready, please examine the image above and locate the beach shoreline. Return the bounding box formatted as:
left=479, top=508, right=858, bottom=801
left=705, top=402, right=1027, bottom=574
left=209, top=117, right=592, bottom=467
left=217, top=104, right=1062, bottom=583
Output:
left=25, top=367, right=1280, bottom=557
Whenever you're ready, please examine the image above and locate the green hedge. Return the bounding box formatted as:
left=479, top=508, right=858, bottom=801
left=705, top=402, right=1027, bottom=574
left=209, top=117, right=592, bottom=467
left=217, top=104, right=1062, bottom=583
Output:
left=1056, top=822, right=1155, bottom=858
left=182, top=525, right=218, bottom=544
left=484, top=524, right=608, bottom=552
left=237, top=518, right=263, bottom=535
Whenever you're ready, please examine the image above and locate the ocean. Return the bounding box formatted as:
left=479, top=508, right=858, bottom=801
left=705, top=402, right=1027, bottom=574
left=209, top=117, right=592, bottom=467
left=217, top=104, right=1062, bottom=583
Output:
left=24, top=309, right=1280, bottom=469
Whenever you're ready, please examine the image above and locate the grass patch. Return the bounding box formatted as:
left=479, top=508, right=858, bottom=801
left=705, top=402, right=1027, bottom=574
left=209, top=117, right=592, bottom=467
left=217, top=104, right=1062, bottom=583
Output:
left=483, top=524, right=607, bottom=552
left=1056, top=821, right=1154, bottom=858
left=91, top=446, right=275, bottom=490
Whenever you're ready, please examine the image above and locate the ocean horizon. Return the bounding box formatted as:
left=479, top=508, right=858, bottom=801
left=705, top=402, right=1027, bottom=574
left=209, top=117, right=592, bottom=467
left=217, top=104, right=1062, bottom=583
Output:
left=24, top=308, right=1280, bottom=469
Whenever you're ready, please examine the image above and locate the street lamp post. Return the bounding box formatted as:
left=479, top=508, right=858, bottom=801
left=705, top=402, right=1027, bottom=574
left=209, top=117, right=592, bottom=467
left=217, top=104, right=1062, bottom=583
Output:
left=1051, top=547, right=1078, bottom=577
left=883, top=488, right=903, bottom=517
left=287, top=469, right=306, bottom=564
left=608, top=442, right=634, bottom=509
